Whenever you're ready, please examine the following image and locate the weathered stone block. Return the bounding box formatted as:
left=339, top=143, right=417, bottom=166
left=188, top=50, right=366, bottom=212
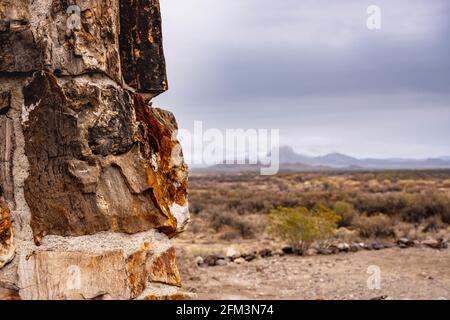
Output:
left=0, top=0, right=122, bottom=81
left=0, top=0, right=188, bottom=300
left=18, top=250, right=129, bottom=300
left=1, top=0, right=169, bottom=94
left=0, top=0, right=42, bottom=73
left=21, top=72, right=188, bottom=243
left=148, top=247, right=181, bottom=287
left=144, top=293, right=188, bottom=300
left=127, top=245, right=181, bottom=298
left=119, top=0, right=168, bottom=96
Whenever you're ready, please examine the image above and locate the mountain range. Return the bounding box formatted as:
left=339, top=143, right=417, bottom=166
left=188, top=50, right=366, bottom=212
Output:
left=192, top=146, right=450, bottom=173
left=274, top=146, right=450, bottom=169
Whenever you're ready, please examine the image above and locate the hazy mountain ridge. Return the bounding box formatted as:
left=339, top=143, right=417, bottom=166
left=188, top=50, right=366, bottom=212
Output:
left=276, top=146, right=450, bottom=169
left=193, top=146, right=450, bottom=173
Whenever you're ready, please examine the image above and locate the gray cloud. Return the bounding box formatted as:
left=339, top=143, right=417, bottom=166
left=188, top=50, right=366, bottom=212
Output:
left=155, top=0, right=450, bottom=158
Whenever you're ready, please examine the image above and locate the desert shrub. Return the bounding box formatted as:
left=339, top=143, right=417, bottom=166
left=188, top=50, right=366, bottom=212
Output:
left=399, top=193, right=450, bottom=224
left=218, top=228, right=243, bottom=241
left=442, top=208, right=450, bottom=225
left=234, top=198, right=271, bottom=214
left=209, top=211, right=255, bottom=238
left=333, top=201, right=357, bottom=227
left=188, top=221, right=202, bottom=234
left=350, top=192, right=450, bottom=224
left=189, top=201, right=204, bottom=214
left=366, top=179, right=383, bottom=193
left=334, top=227, right=359, bottom=242
left=267, top=206, right=340, bottom=253
left=352, top=193, right=408, bottom=216
left=394, top=222, right=419, bottom=239
left=189, top=171, right=450, bottom=243
left=352, top=213, right=395, bottom=238
left=422, top=216, right=444, bottom=233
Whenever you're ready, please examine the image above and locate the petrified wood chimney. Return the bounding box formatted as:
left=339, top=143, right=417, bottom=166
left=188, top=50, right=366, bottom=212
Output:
left=0, top=0, right=189, bottom=300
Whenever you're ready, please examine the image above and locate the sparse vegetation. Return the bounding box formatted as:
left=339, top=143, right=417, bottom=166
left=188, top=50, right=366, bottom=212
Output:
left=352, top=213, right=395, bottom=238
left=333, top=201, right=356, bottom=228
left=209, top=210, right=255, bottom=240
left=185, top=170, right=450, bottom=242
left=266, top=206, right=340, bottom=253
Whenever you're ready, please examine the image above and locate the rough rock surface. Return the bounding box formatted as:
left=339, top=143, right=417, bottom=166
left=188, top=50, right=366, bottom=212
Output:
left=0, top=200, right=14, bottom=268
left=119, top=0, right=168, bottom=96
left=0, top=0, right=189, bottom=300
left=0, top=0, right=121, bottom=80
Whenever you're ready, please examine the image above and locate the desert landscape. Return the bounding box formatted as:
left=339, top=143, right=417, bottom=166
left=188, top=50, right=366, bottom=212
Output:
left=175, top=170, right=450, bottom=300
left=1, top=0, right=449, bottom=305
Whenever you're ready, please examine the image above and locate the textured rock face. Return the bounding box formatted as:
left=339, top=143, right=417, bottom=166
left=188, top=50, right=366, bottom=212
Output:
left=22, top=72, right=187, bottom=242
left=0, top=0, right=41, bottom=73
left=0, top=0, right=121, bottom=80
left=119, top=0, right=168, bottom=96
left=0, top=0, right=189, bottom=300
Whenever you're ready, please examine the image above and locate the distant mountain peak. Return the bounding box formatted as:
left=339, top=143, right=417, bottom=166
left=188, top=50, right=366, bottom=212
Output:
left=327, top=152, right=345, bottom=156
left=278, top=145, right=299, bottom=155
left=194, top=146, right=450, bottom=173
left=274, top=146, right=450, bottom=169
left=320, top=152, right=357, bottom=159
left=275, top=145, right=311, bottom=164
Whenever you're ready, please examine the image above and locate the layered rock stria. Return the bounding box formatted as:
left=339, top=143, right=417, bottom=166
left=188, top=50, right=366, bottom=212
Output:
left=0, top=0, right=189, bottom=300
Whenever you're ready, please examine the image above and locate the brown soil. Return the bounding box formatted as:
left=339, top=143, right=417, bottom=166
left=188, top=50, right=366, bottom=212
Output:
left=176, top=243, right=450, bottom=300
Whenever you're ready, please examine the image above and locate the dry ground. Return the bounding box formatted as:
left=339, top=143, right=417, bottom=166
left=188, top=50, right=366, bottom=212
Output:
left=179, top=171, right=450, bottom=300
left=176, top=243, right=450, bottom=300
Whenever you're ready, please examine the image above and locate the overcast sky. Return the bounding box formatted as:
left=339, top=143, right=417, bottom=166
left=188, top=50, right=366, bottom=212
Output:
left=154, top=0, right=450, bottom=159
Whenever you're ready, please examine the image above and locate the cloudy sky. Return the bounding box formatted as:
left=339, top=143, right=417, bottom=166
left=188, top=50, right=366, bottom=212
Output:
left=154, top=0, right=450, bottom=159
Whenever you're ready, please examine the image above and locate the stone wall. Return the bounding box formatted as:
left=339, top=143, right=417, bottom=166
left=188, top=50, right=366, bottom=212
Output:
left=0, top=0, right=189, bottom=300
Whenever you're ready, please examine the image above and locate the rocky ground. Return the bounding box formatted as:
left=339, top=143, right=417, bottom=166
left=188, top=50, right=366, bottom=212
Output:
left=175, top=240, right=450, bottom=300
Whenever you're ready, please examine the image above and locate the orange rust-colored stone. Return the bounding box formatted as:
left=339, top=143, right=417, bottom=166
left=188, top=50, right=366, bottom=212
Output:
left=0, top=199, right=14, bottom=269
left=126, top=246, right=181, bottom=298
left=149, top=247, right=181, bottom=287
left=144, top=293, right=186, bottom=300
left=126, top=248, right=153, bottom=298
left=133, top=93, right=188, bottom=236
left=0, top=201, right=12, bottom=247
left=0, top=288, right=21, bottom=300
left=21, top=72, right=185, bottom=243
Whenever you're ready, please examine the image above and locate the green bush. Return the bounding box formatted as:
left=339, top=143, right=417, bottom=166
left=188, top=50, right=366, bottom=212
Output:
left=333, top=201, right=357, bottom=228
left=267, top=206, right=340, bottom=253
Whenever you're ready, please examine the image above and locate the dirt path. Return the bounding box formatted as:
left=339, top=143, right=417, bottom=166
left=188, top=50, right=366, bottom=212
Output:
left=178, top=247, right=450, bottom=300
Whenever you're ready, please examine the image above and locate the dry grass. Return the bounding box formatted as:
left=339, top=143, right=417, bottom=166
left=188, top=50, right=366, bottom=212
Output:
left=186, top=170, right=450, bottom=241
